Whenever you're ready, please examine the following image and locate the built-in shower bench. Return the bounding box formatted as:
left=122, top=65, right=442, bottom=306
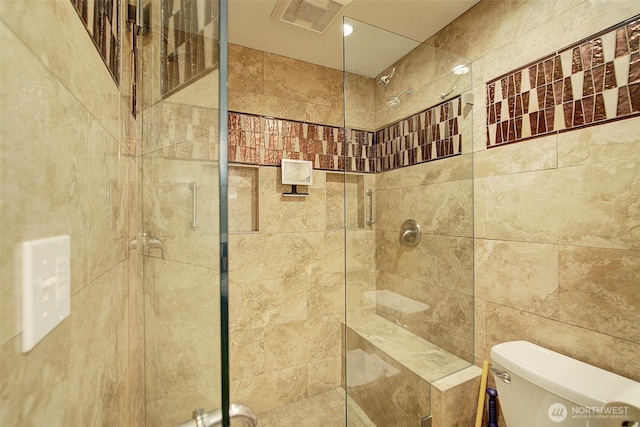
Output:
left=344, top=312, right=481, bottom=426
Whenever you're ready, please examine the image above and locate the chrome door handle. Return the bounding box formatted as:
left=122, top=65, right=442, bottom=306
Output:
left=177, top=403, right=258, bottom=427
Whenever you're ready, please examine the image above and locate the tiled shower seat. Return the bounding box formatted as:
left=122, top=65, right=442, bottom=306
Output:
left=344, top=313, right=481, bottom=426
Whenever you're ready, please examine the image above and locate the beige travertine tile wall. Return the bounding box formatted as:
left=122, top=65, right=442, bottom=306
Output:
left=0, top=0, right=139, bottom=425
left=368, top=36, right=475, bottom=363
left=227, top=46, right=377, bottom=413
left=427, top=0, right=640, bottom=382
left=373, top=152, right=475, bottom=362
left=139, top=97, right=221, bottom=426
left=136, top=0, right=223, bottom=421
left=229, top=43, right=375, bottom=131
left=227, top=167, right=376, bottom=413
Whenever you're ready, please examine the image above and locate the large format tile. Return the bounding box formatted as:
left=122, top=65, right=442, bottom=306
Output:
left=0, top=264, right=124, bottom=425
left=231, top=364, right=308, bottom=413
left=229, top=231, right=343, bottom=282
left=229, top=276, right=309, bottom=330
left=476, top=159, right=640, bottom=249
left=1, top=0, right=120, bottom=137
left=86, top=119, right=128, bottom=284
left=475, top=239, right=559, bottom=318
left=229, top=44, right=265, bottom=94
left=375, top=231, right=438, bottom=287
left=259, top=169, right=327, bottom=233
left=308, top=355, right=342, bottom=397
left=307, top=273, right=345, bottom=318
left=376, top=277, right=474, bottom=361
left=345, top=72, right=375, bottom=131
left=230, top=327, right=267, bottom=379
left=376, top=179, right=473, bottom=237
left=263, top=315, right=342, bottom=371
left=474, top=134, right=558, bottom=178
left=559, top=245, right=640, bottom=344
left=229, top=88, right=309, bottom=124
left=558, top=117, right=640, bottom=167
left=263, top=52, right=342, bottom=108
left=0, top=23, right=89, bottom=343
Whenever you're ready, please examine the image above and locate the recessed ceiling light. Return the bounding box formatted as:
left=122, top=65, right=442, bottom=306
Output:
left=453, top=64, right=470, bottom=75
left=343, top=23, right=353, bottom=37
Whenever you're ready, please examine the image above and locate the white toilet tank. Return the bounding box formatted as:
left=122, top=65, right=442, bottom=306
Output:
left=490, top=341, right=640, bottom=427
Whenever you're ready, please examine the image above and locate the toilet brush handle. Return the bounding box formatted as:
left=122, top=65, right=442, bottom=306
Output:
left=487, top=388, right=498, bottom=427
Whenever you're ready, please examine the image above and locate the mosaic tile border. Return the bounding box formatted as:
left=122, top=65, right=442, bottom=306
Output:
left=70, top=0, right=120, bottom=85
left=161, top=0, right=219, bottom=96
left=486, top=14, right=640, bottom=148
left=229, top=112, right=376, bottom=173
left=375, top=96, right=463, bottom=171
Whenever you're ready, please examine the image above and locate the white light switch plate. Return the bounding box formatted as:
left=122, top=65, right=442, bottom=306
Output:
left=22, top=235, right=71, bottom=353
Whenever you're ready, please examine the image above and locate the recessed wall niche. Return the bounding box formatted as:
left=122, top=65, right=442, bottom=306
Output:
left=326, top=173, right=365, bottom=230
left=228, top=165, right=259, bottom=233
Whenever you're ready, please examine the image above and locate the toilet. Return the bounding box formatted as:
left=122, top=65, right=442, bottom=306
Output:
left=490, top=341, right=640, bottom=427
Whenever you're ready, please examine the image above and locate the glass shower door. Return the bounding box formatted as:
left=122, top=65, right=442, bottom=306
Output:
left=135, top=0, right=238, bottom=425
left=343, top=17, right=475, bottom=426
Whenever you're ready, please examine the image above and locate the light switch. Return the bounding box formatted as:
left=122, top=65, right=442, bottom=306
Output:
left=22, top=235, right=70, bottom=353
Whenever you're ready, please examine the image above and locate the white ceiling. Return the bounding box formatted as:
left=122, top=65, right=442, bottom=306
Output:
left=228, top=0, right=480, bottom=78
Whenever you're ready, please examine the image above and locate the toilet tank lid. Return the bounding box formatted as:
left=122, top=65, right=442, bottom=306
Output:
left=490, top=341, right=640, bottom=408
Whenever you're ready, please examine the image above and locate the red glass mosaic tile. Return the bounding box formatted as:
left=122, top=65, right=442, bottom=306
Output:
left=629, top=53, right=640, bottom=83
left=616, top=28, right=630, bottom=57
left=581, top=42, right=593, bottom=70
left=228, top=112, right=374, bottom=172
left=605, top=62, right=617, bottom=90
left=617, top=87, right=632, bottom=116
left=501, top=77, right=509, bottom=98
left=574, top=100, right=584, bottom=127
left=630, top=82, right=640, bottom=111
left=486, top=14, right=640, bottom=148
left=592, top=38, right=605, bottom=67
left=563, top=102, right=573, bottom=127
left=523, top=92, right=531, bottom=114
left=592, top=64, right=605, bottom=93
left=594, top=94, right=607, bottom=121
left=553, top=57, right=563, bottom=81
left=584, top=70, right=595, bottom=96
left=544, top=59, right=555, bottom=83
left=628, top=22, right=640, bottom=52
left=529, top=65, right=538, bottom=88
left=583, top=95, right=595, bottom=123
left=572, top=47, right=583, bottom=74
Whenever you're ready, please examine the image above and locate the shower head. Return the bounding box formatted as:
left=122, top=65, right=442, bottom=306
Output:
left=386, top=88, right=412, bottom=108
left=386, top=97, right=401, bottom=108
left=377, top=67, right=395, bottom=85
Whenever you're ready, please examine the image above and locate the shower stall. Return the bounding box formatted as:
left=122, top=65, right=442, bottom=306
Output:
left=0, top=0, right=474, bottom=424
left=140, top=1, right=475, bottom=423
left=342, top=17, right=476, bottom=426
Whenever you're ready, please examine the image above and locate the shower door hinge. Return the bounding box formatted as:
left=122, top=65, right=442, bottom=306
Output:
left=421, top=415, right=432, bottom=427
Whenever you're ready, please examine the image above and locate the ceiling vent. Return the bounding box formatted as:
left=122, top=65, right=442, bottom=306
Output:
left=271, top=0, right=352, bottom=34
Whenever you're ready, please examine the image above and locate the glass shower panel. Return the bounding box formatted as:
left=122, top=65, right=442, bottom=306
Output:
left=138, top=0, right=223, bottom=426
left=343, top=17, right=474, bottom=426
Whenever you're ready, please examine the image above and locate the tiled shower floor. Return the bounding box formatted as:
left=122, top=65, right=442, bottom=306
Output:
left=253, top=387, right=375, bottom=427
